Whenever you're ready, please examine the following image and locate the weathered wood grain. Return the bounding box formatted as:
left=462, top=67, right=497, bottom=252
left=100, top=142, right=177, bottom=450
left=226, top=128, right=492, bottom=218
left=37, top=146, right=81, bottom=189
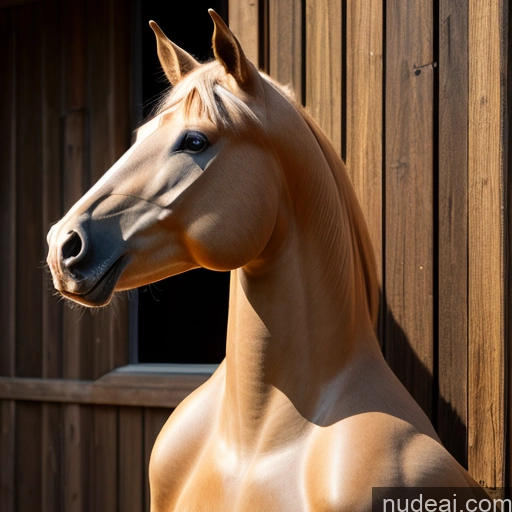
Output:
left=41, top=404, right=62, bottom=512
left=0, top=371, right=212, bottom=408
left=0, top=4, right=16, bottom=380
left=62, top=0, right=85, bottom=111
left=63, top=404, right=87, bottom=512
left=12, top=8, right=45, bottom=511
left=268, top=0, right=302, bottom=99
left=0, top=401, right=15, bottom=512
left=304, top=0, right=342, bottom=155
left=228, top=0, right=259, bottom=66
left=15, top=1, right=43, bottom=378
left=144, top=408, right=173, bottom=511
left=119, top=408, right=144, bottom=512
left=345, top=0, right=383, bottom=287
left=467, top=0, right=506, bottom=489
left=91, top=407, right=118, bottom=511
left=16, top=402, right=42, bottom=511
left=437, top=0, right=469, bottom=467
left=384, top=0, right=435, bottom=418
left=0, top=8, right=18, bottom=512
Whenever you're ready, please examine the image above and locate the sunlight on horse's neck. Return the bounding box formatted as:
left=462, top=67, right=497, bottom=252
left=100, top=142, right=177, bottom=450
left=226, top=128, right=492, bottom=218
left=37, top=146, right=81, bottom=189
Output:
left=221, top=86, right=379, bottom=446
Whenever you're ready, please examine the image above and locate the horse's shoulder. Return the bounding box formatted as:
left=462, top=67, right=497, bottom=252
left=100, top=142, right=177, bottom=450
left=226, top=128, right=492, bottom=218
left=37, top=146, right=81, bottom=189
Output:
left=303, top=412, right=474, bottom=508
left=149, top=364, right=225, bottom=511
left=305, top=412, right=414, bottom=478
left=401, top=431, right=477, bottom=486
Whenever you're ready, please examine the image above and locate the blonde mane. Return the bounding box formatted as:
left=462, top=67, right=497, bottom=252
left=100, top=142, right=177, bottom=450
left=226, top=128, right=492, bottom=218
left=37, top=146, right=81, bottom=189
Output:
left=155, top=61, right=261, bottom=129
left=263, top=75, right=379, bottom=328
left=299, top=107, right=379, bottom=327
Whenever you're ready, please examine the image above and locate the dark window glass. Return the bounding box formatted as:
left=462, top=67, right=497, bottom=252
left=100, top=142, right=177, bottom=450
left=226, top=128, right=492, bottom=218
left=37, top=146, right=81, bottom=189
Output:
left=137, top=0, right=230, bottom=364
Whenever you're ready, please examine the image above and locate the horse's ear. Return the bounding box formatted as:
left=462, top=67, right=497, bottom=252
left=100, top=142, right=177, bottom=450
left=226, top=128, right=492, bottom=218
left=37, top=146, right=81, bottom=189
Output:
left=149, top=21, right=200, bottom=86
left=209, top=9, right=259, bottom=93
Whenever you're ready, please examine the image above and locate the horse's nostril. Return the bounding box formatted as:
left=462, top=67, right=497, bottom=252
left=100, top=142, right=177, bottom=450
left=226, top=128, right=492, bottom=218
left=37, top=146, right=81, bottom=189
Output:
left=61, top=231, right=83, bottom=265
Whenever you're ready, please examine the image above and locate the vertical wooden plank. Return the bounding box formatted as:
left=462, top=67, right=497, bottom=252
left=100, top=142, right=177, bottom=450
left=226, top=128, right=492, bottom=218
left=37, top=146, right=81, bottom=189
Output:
left=468, top=0, right=506, bottom=489
left=62, top=111, right=88, bottom=212
left=507, top=2, right=512, bottom=491
left=41, top=404, right=62, bottom=512
left=144, top=408, right=172, bottom=511
left=384, top=0, right=434, bottom=417
left=304, top=0, right=342, bottom=156
left=63, top=405, right=89, bottom=512
left=228, top=0, right=259, bottom=66
left=13, top=6, right=44, bottom=510
left=87, top=0, right=115, bottom=187
left=15, top=402, right=42, bottom=512
left=90, top=407, right=118, bottom=512
left=119, top=408, right=144, bottom=512
left=64, top=0, right=86, bottom=111
left=0, top=5, right=16, bottom=381
left=345, top=0, right=383, bottom=286
left=437, top=0, right=469, bottom=467
left=15, top=0, right=43, bottom=379
left=268, top=0, right=302, bottom=99
left=0, top=401, right=16, bottom=512
left=1, top=8, right=18, bottom=512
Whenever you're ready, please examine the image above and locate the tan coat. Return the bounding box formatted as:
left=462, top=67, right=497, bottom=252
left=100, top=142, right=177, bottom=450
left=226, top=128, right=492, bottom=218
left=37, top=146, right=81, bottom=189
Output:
left=47, top=10, right=483, bottom=511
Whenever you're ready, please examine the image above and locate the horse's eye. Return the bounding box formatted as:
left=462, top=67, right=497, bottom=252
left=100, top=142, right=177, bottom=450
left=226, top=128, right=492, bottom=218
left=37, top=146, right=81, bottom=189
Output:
left=182, top=132, right=209, bottom=153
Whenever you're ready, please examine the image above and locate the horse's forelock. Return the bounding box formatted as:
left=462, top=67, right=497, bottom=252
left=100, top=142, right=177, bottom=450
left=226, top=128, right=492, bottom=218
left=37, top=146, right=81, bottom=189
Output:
left=155, top=62, right=260, bottom=129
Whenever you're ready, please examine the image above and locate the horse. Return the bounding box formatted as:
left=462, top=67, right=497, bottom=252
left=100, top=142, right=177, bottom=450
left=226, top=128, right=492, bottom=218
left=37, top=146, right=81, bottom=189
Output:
left=46, top=9, right=484, bottom=511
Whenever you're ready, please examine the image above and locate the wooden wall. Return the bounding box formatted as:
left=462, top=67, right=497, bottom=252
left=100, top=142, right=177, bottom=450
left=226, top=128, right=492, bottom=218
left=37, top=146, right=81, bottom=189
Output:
left=0, top=0, right=510, bottom=510
left=229, top=0, right=510, bottom=493
left=0, top=1, right=184, bottom=510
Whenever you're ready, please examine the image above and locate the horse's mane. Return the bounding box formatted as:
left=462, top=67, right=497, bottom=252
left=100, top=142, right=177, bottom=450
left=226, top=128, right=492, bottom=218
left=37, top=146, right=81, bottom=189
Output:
left=262, top=76, right=379, bottom=328
left=154, top=62, right=379, bottom=328
left=298, top=107, right=379, bottom=327
left=155, top=61, right=261, bottom=129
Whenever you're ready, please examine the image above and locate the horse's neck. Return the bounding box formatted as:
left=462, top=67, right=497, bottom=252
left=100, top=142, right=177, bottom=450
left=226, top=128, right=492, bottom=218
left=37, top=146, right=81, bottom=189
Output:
left=221, top=120, right=381, bottom=449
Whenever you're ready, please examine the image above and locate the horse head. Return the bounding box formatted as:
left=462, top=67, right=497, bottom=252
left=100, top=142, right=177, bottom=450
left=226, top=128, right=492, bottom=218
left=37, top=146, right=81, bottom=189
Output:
left=47, top=11, right=285, bottom=307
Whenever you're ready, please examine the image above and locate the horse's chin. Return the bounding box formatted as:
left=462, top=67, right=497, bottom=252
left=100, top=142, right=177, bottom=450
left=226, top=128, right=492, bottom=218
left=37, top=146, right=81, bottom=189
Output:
left=59, top=256, right=128, bottom=308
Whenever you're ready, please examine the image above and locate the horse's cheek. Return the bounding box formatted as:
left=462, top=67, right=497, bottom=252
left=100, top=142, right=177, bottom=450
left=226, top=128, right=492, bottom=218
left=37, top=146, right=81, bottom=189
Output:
left=183, top=218, right=257, bottom=271
left=183, top=195, right=277, bottom=271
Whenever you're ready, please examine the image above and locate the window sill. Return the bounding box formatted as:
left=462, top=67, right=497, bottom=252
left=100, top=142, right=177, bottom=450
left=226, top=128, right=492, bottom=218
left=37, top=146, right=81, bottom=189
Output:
left=0, top=364, right=217, bottom=408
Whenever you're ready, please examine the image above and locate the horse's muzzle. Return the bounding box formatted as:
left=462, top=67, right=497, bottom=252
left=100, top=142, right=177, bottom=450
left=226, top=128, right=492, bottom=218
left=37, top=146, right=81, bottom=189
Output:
left=46, top=220, right=127, bottom=307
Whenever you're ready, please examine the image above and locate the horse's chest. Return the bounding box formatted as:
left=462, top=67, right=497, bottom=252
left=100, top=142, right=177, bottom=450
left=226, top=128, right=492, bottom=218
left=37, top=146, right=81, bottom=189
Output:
left=172, top=440, right=308, bottom=511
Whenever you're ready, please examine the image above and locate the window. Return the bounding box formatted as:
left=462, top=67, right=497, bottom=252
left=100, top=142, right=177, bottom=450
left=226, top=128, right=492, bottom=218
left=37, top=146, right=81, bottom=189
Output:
left=134, top=0, right=230, bottom=365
